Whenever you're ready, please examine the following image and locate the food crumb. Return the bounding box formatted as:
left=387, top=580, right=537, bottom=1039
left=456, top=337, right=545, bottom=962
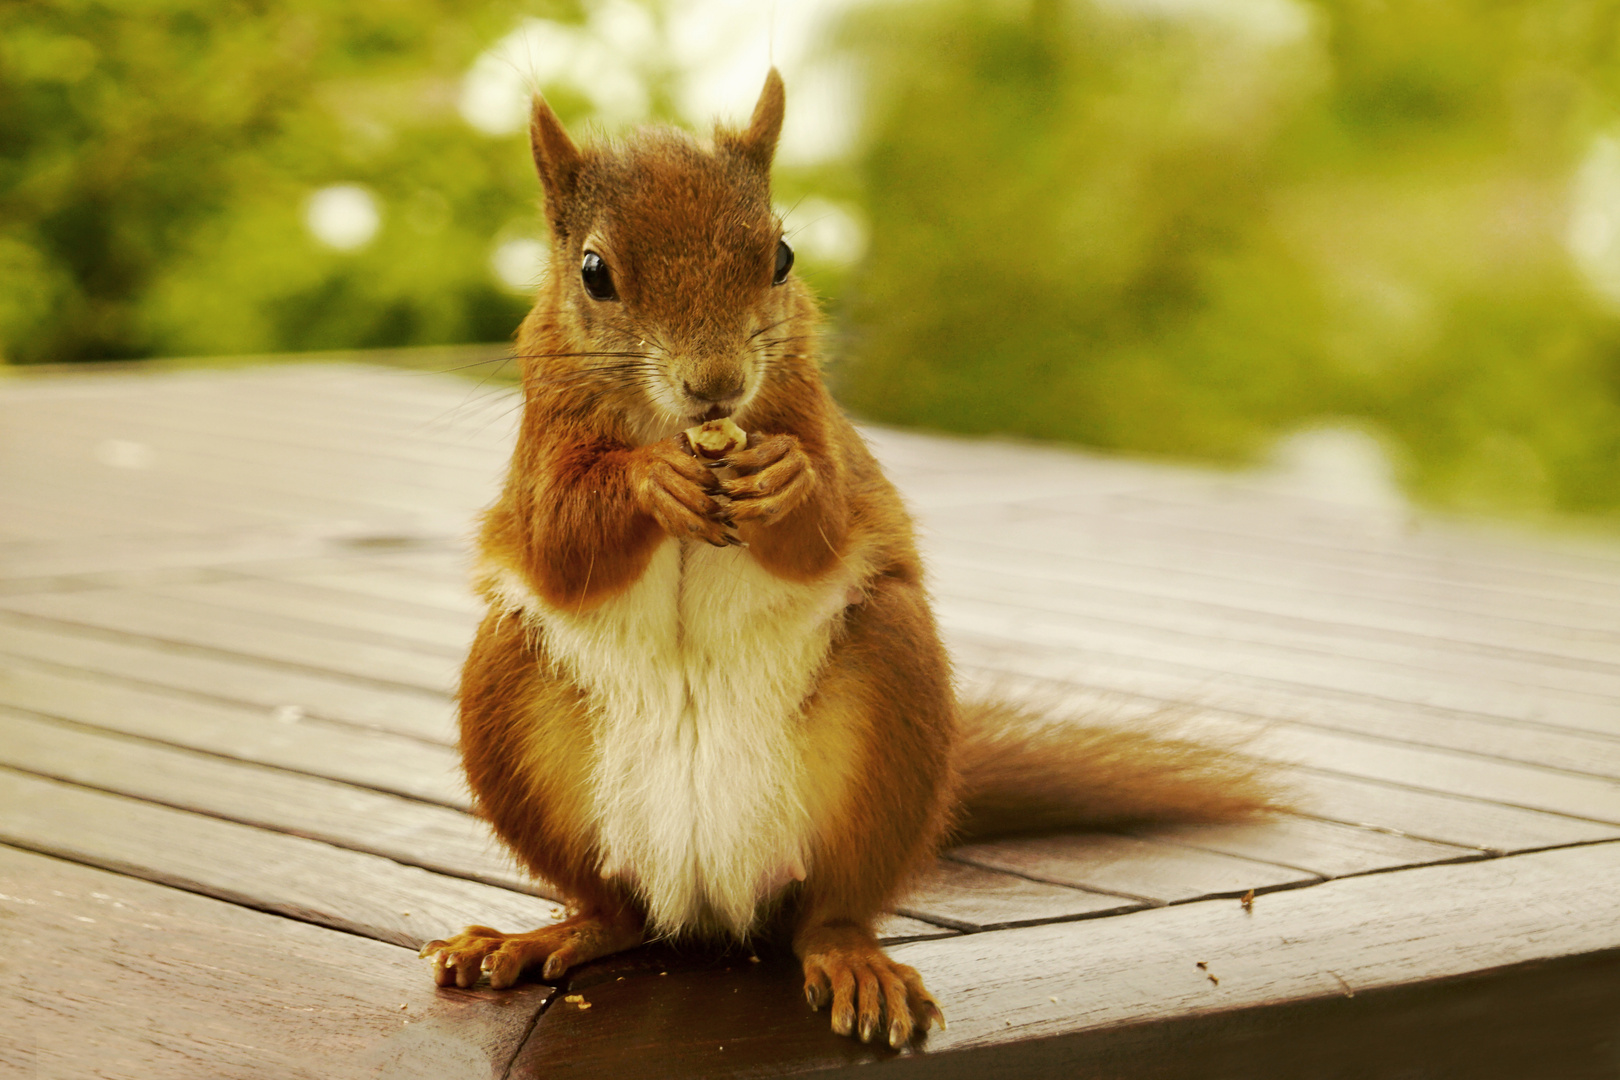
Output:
left=1240, top=889, right=1255, bottom=912
left=577, top=1002, right=592, bottom=1010
left=564, top=994, right=582, bottom=1003
left=748, top=955, right=761, bottom=964
left=398, top=1003, right=407, bottom=1010
left=1195, top=961, right=1208, bottom=971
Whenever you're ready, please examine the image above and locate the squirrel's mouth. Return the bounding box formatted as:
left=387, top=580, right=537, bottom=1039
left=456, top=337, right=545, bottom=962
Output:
left=699, top=403, right=732, bottom=422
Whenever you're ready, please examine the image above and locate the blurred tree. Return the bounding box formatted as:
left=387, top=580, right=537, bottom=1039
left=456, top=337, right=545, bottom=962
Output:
left=0, top=0, right=569, bottom=363
left=835, top=0, right=1620, bottom=518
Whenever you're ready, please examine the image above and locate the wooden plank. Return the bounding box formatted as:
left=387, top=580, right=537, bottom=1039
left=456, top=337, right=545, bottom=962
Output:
left=0, top=522, right=338, bottom=581
left=948, top=834, right=1318, bottom=905
left=49, top=393, right=505, bottom=486
left=954, top=661, right=1620, bottom=830
left=0, top=562, right=240, bottom=598
left=926, top=506, right=1620, bottom=615
left=874, top=914, right=960, bottom=943
left=0, top=589, right=460, bottom=693
left=15, top=397, right=502, bottom=521
left=0, top=658, right=465, bottom=806
left=0, top=845, right=554, bottom=1080
left=933, top=553, right=1620, bottom=681
left=105, top=363, right=519, bottom=452
left=896, top=859, right=1144, bottom=930
left=1240, top=722, right=1620, bottom=823
left=0, top=446, right=426, bottom=538
left=1111, top=482, right=1620, bottom=582
left=0, top=613, right=456, bottom=743
left=950, top=625, right=1620, bottom=738
left=861, top=949, right=1620, bottom=1080
left=930, top=539, right=1620, bottom=663
left=261, top=560, right=485, bottom=615
left=939, top=596, right=1620, bottom=722
left=160, top=577, right=478, bottom=652
left=0, top=468, right=299, bottom=537
left=889, top=841, right=1620, bottom=1052
left=955, top=656, right=1620, bottom=775
left=0, top=709, right=528, bottom=893
left=1287, top=769, right=1620, bottom=852
left=1018, top=478, right=1620, bottom=596
left=507, top=843, right=1620, bottom=1078
left=1128, top=816, right=1482, bottom=879
left=0, top=768, right=557, bottom=949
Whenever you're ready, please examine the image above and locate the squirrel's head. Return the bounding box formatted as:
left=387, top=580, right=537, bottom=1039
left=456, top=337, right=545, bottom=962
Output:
left=525, top=70, right=803, bottom=434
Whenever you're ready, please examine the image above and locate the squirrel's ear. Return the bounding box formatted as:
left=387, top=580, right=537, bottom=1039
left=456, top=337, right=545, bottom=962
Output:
left=732, top=68, right=785, bottom=170
left=530, top=95, right=584, bottom=233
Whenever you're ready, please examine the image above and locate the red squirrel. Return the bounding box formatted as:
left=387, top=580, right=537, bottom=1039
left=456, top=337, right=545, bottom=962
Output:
left=419, top=70, right=1274, bottom=1047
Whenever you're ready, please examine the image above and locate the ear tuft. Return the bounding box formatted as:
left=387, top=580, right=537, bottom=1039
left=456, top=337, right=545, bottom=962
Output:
left=732, top=68, right=785, bottom=171
left=530, top=95, right=585, bottom=234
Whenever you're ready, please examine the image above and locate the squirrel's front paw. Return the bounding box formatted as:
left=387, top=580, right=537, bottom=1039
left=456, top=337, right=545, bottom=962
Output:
left=718, top=433, right=815, bottom=524
left=632, top=438, right=739, bottom=547
left=419, top=911, right=644, bottom=989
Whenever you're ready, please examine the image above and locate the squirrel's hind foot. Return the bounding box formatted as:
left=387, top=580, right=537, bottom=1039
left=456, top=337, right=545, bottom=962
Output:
left=419, top=909, right=644, bottom=989
left=799, top=925, right=945, bottom=1048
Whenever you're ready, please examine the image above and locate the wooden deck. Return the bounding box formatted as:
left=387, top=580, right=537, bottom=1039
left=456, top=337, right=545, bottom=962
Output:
left=2, top=359, right=1618, bottom=1078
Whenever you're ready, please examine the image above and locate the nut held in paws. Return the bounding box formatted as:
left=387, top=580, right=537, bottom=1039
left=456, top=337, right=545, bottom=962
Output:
left=685, top=418, right=747, bottom=460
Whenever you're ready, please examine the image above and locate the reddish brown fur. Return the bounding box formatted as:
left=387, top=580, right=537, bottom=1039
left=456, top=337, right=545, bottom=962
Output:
left=425, top=70, right=1277, bottom=1046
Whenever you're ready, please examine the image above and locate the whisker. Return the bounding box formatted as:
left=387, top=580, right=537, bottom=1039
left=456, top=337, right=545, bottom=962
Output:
left=749, top=316, right=797, bottom=342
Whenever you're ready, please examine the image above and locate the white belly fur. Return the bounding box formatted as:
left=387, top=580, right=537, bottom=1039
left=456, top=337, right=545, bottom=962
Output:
left=486, top=540, right=854, bottom=939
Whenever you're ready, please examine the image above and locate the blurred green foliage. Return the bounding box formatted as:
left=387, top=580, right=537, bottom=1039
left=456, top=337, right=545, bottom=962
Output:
left=0, top=0, right=567, bottom=363
left=835, top=0, right=1620, bottom=518
left=4, top=0, right=1619, bottom=520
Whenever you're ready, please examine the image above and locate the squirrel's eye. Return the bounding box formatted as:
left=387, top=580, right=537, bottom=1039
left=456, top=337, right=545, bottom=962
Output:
left=772, top=239, right=794, bottom=286
left=581, top=252, right=617, bottom=301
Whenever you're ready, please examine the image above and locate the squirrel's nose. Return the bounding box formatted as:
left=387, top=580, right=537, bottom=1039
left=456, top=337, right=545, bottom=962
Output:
left=682, top=375, right=743, bottom=405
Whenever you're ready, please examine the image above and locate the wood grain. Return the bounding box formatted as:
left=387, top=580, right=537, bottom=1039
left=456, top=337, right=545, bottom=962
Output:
left=507, top=842, right=1620, bottom=1078
left=948, top=834, right=1316, bottom=904
left=888, top=841, right=1620, bottom=1054
left=0, top=588, right=460, bottom=692
left=0, top=843, right=552, bottom=1080
left=0, top=708, right=527, bottom=892
left=0, top=655, right=465, bottom=805
left=1288, top=768, right=1620, bottom=852
left=896, top=858, right=1144, bottom=930
left=0, top=768, right=556, bottom=949
left=8, top=364, right=1620, bottom=1079
left=0, top=611, right=457, bottom=743
left=927, top=537, right=1620, bottom=660
left=1126, top=815, right=1481, bottom=879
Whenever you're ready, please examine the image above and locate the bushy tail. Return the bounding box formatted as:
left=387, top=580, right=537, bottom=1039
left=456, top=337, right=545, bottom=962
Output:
left=951, top=698, right=1283, bottom=842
